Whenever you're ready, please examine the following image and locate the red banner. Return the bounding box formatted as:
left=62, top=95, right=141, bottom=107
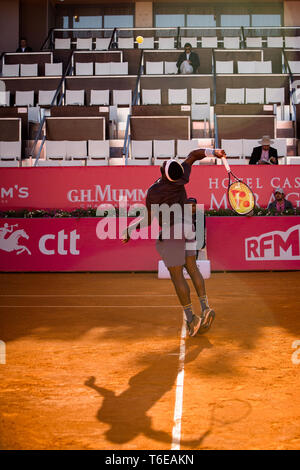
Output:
left=1, top=166, right=300, bottom=210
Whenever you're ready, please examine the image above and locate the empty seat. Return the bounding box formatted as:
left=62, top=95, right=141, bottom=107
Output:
left=110, top=62, right=128, bottom=75
left=201, top=37, right=218, bottom=48
left=88, top=140, right=109, bottom=162
left=55, top=38, right=71, bottom=49
left=180, top=37, right=197, bottom=48
left=177, top=140, right=198, bottom=159
left=95, top=62, right=110, bottom=75
left=20, top=63, right=38, bottom=77
left=158, top=37, right=175, bottom=49
left=223, top=37, right=240, bottom=49
left=90, top=89, right=110, bottom=106
left=255, top=61, right=272, bottom=73
left=0, top=91, right=10, bottom=106
left=246, top=88, right=264, bottom=104
left=46, top=140, right=67, bottom=159
left=273, top=138, right=287, bottom=157
left=38, top=90, right=57, bottom=106
left=266, top=87, right=285, bottom=104
left=112, top=90, right=132, bottom=106
left=65, top=90, right=85, bottom=106
left=246, top=37, right=262, bottom=48
left=168, top=88, right=187, bottom=105
left=288, top=61, right=300, bottom=74
left=225, top=88, right=245, bottom=104
left=75, top=62, right=93, bottom=76
left=38, top=160, right=84, bottom=167
left=15, top=90, right=34, bottom=107
left=146, top=61, right=164, bottom=75
left=76, top=38, right=93, bottom=50
left=237, top=61, right=256, bottom=73
left=216, top=61, right=234, bottom=74
left=95, top=38, right=111, bottom=50
left=0, top=160, right=19, bottom=167
left=243, top=139, right=260, bottom=157
left=267, top=37, right=283, bottom=48
left=45, top=62, right=63, bottom=76
left=128, top=140, right=152, bottom=165
left=221, top=139, right=243, bottom=157
left=138, top=37, right=154, bottom=49
left=191, top=104, right=210, bottom=123
left=2, top=64, right=19, bottom=77
left=153, top=140, right=175, bottom=164
left=66, top=140, right=87, bottom=159
left=285, top=36, right=300, bottom=49
left=286, top=157, right=300, bottom=164
left=118, top=37, right=134, bottom=49
left=191, top=88, right=210, bottom=104
left=0, top=141, right=21, bottom=160
left=164, top=61, right=178, bottom=74
left=142, top=89, right=161, bottom=105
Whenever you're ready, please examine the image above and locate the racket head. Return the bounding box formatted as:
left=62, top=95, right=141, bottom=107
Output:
left=227, top=180, right=255, bottom=215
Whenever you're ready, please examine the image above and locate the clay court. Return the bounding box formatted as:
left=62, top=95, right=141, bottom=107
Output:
left=0, top=271, right=299, bottom=450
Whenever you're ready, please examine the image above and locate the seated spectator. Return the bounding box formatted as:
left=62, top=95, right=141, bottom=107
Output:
left=16, top=38, right=33, bottom=53
left=249, top=135, right=278, bottom=165
left=176, top=43, right=200, bottom=74
left=267, top=188, right=294, bottom=213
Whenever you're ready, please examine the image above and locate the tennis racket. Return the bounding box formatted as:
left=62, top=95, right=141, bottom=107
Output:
left=221, top=157, right=255, bottom=215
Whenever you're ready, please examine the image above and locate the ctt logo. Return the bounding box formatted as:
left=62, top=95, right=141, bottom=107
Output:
left=0, top=185, right=29, bottom=203
left=245, top=225, right=300, bottom=261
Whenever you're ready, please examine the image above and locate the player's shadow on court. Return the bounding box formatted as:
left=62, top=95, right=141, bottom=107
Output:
left=85, top=336, right=212, bottom=446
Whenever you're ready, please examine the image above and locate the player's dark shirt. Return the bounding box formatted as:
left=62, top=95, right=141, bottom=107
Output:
left=146, top=162, right=191, bottom=226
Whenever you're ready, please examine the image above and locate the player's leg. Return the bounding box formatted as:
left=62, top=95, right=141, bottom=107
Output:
left=168, top=264, right=202, bottom=337
left=184, top=255, right=215, bottom=333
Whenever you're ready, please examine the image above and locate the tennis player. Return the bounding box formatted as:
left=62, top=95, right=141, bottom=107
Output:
left=122, top=148, right=226, bottom=337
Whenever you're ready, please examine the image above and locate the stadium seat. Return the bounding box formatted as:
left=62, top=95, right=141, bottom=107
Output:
left=246, top=37, right=262, bottom=48
left=142, top=89, right=161, bottom=105
left=128, top=140, right=152, bottom=165
left=246, top=88, right=264, bottom=104
left=288, top=61, right=300, bottom=74
left=118, top=37, right=134, bottom=49
left=180, top=37, right=197, bottom=48
left=255, top=61, right=272, bottom=73
left=76, top=38, right=93, bottom=50
left=20, top=63, right=38, bottom=77
left=216, top=61, right=234, bottom=74
left=15, top=90, right=34, bottom=107
left=95, top=38, right=110, bottom=50
left=75, top=62, right=93, bottom=76
left=153, top=140, right=175, bottom=165
left=0, top=91, right=10, bottom=107
left=110, top=62, right=128, bottom=75
left=265, top=87, right=285, bottom=105
left=223, top=37, right=240, bottom=49
left=221, top=139, right=243, bottom=157
left=138, top=37, right=154, bottom=49
left=191, top=104, right=210, bottom=123
left=2, top=64, right=19, bottom=77
left=164, top=62, right=178, bottom=74
left=267, top=37, right=283, bottom=48
left=177, top=140, right=198, bottom=159
left=272, top=138, right=287, bottom=157
left=95, top=62, right=110, bottom=75
left=237, top=61, right=256, bottom=73
left=65, top=90, right=85, bottom=106
left=46, top=140, right=67, bottom=159
left=146, top=61, right=164, bottom=75
left=112, top=90, right=132, bottom=106
left=168, top=88, right=187, bottom=105
left=88, top=140, right=110, bottom=162
left=243, top=139, right=260, bottom=157
left=55, top=38, right=71, bottom=50
left=225, top=88, right=245, bottom=104
left=0, top=141, right=21, bottom=160
left=158, top=37, right=175, bottom=49
left=286, top=157, right=300, bottom=164
left=191, top=88, right=210, bottom=105
left=45, top=62, right=63, bottom=76
left=201, top=37, right=218, bottom=48
left=90, top=89, right=110, bottom=106
left=0, top=160, right=19, bottom=167
left=285, top=36, right=300, bottom=49
left=66, top=141, right=88, bottom=159
left=38, top=90, right=57, bottom=106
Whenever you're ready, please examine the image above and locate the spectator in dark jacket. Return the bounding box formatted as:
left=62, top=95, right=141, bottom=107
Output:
left=249, top=135, right=278, bottom=165
left=268, top=188, right=294, bottom=213
left=16, top=38, right=33, bottom=53
left=176, top=43, right=200, bottom=74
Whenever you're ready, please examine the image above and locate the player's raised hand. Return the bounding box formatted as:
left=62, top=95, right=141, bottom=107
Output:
left=214, top=149, right=227, bottom=159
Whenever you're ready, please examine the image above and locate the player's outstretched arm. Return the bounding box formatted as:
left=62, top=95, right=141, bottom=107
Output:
left=185, top=148, right=226, bottom=166
left=122, top=208, right=153, bottom=244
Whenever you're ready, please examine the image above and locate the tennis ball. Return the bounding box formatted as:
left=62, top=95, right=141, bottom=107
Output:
left=136, top=36, right=144, bottom=44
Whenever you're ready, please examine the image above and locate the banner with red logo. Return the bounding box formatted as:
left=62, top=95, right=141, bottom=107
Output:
left=1, top=166, right=300, bottom=210
left=0, top=216, right=299, bottom=272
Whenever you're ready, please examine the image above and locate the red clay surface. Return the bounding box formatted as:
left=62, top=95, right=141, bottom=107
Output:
left=0, top=271, right=299, bottom=450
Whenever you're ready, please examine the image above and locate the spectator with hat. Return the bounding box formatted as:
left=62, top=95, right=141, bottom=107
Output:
left=249, top=135, right=278, bottom=165
left=267, top=188, right=294, bottom=213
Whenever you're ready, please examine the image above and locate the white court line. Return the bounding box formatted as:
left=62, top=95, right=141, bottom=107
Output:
left=171, top=318, right=186, bottom=450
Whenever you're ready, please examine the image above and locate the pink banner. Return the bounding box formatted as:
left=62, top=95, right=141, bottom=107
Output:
left=206, top=216, right=300, bottom=271
left=0, top=216, right=299, bottom=272
left=1, top=166, right=300, bottom=210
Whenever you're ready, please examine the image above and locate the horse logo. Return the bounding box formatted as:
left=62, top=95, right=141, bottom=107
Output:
left=0, top=223, right=31, bottom=255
